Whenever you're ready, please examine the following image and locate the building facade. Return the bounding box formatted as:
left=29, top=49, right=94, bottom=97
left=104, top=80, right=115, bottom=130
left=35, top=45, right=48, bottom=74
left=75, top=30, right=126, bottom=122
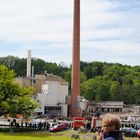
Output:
left=87, top=101, right=124, bottom=114
left=35, top=81, right=68, bottom=117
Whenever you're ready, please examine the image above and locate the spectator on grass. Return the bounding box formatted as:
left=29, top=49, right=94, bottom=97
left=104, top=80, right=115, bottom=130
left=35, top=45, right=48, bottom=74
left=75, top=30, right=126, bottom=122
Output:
left=96, top=114, right=124, bottom=140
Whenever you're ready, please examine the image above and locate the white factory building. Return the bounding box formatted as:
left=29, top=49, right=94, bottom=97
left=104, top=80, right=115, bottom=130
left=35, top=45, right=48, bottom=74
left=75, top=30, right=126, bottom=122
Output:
left=15, top=50, right=69, bottom=118
left=34, top=80, right=69, bottom=117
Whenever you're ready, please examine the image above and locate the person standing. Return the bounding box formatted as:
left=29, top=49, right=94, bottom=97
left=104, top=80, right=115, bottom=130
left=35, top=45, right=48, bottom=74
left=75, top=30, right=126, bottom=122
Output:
left=96, top=114, right=124, bottom=140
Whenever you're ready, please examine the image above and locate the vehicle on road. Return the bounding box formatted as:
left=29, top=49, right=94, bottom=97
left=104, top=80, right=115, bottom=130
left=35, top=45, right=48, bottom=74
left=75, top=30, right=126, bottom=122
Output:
left=49, top=122, right=67, bottom=132
left=137, top=129, right=140, bottom=138
left=120, top=127, right=137, bottom=137
left=72, top=117, right=85, bottom=130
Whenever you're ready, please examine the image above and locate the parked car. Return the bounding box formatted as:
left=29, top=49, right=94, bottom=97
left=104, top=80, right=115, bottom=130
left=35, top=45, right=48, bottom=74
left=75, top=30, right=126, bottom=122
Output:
left=137, top=129, right=140, bottom=138
left=49, top=123, right=67, bottom=132
left=49, top=122, right=58, bottom=127
left=120, top=127, right=137, bottom=137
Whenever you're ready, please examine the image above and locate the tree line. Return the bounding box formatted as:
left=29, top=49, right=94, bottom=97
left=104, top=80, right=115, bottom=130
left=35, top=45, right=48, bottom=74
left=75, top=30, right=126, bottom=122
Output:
left=0, top=65, right=39, bottom=117
left=1, top=56, right=140, bottom=104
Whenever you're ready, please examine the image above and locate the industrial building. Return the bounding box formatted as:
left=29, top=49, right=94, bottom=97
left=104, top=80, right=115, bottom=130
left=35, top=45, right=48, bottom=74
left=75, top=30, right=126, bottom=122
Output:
left=34, top=80, right=68, bottom=117
left=15, top=50, right=69, bottom=118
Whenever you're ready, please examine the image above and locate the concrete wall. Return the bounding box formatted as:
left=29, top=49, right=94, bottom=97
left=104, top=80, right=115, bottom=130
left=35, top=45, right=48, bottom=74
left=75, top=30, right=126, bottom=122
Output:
left=35, top=80, right=68, bottom=117
left=15, top=74, right=67, bottom=94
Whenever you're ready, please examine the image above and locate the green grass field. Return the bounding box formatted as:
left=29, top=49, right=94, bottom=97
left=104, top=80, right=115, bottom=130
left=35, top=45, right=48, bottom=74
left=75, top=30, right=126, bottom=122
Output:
left=0, top=133, right=73, bottom=140
left=0, top=131, right=139, bottom=140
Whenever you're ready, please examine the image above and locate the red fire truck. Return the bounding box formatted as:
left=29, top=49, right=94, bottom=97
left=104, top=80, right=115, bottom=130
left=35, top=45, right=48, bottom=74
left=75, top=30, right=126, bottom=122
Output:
left=72, top=117, right=85, bottom=130
left=72, top=113, right=102, bottom=131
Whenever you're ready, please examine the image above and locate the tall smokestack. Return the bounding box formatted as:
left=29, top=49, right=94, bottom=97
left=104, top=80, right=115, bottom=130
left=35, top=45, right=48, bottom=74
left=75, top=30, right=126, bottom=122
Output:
left=71, top=0, right=80, bottom=117
left=27, top=49, right=31, bottom=78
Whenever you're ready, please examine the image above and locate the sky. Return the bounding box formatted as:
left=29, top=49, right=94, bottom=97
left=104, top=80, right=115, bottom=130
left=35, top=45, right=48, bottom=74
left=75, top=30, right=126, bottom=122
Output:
left=0, top=0, right=140, bottom=66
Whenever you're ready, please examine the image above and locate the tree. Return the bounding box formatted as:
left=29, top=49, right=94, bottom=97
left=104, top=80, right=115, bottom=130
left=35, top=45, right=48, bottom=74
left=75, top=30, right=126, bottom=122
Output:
left=0, top=55, right=17, bottom=68
left=84, top=66, right=93, bottom=79
left=92, top=61, right=104, bottom=77
left=81, top=79, right=95, bottom=101
left=81, top=76, right=111, bottom=101
left=2, top=56, right=140, bottom=104
left=80, top=72, right=87, bottom=83
left=0, top=65, right=39, bottom=117
left=110, top=81, right=121, bottom=101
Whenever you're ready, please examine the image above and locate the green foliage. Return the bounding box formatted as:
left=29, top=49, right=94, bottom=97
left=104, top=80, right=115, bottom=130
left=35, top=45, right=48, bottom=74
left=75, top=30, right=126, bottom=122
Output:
left=0, top=65, right=39, bottom=117
left=1, top=56, right=140, bottom=104
left=80, top=61, right=140, bottom=104
left=81, top=76, right=111, bottom=101
left=84, top=66, right=93, bottom=79
left=0, top=56, right=69, bottom=79
left=80, top=72, right=87, bottom=83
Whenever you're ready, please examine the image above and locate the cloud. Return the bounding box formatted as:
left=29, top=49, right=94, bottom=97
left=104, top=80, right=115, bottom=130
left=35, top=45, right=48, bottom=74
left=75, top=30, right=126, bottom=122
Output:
left=0, top=0, right=140, bottom=66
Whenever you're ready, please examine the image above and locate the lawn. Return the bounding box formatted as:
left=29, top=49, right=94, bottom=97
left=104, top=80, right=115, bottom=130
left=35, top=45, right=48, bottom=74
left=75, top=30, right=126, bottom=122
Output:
left=0, top=130, right=139, bottom=140
left=0, top=132, right=72, bottom=140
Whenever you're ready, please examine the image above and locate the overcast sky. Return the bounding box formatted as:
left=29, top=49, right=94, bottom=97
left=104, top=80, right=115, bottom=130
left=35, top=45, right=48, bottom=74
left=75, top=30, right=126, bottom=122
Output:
left=0, top=0, right=140, bottom=66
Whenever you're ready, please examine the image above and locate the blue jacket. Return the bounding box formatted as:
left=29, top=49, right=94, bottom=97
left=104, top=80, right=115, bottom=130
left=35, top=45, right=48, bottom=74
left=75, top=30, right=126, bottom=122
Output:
left=104, top=137, right=116, bottom=140
left=103, top=131, right=124, bottom=140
